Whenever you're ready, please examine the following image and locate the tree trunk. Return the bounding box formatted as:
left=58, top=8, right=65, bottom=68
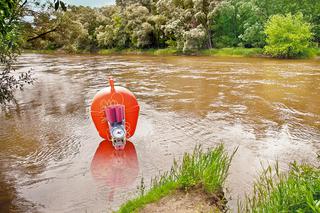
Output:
left=207, top=29, right=212, bottom=49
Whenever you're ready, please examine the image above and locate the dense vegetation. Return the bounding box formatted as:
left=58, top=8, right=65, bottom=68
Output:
left=118, top=145, right=236, bottom=212
left=24, top=0, right=320, bottom=56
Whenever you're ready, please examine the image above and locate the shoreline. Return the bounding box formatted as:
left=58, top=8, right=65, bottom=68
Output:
left=118, top=147, right=319, bottom=213
left=118, top=145, right=235, bottom=213
left=22, top=47, right=320, bottom=59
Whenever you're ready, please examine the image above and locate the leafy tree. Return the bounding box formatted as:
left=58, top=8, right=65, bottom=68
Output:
left=1, top=0, right=67, bottom=105
left=183, top=24, right=206, bottom=52
left=0, top=0, right=33, bottom=104
left=124, top=4, right=152, bottom=48
left=253, top=0, right=320, bottom=45
left=193, top=0, right=221, bottom=48
left=212, top=0, right=265, bottom=48
left=264, top=13, right=313, bottom=58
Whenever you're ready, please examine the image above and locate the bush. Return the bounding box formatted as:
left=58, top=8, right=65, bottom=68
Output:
left=264, top=13, right=313, bottom=58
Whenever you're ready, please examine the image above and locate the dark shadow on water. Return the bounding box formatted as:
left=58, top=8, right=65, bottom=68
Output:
left=90, top=140, right=139, bottom=201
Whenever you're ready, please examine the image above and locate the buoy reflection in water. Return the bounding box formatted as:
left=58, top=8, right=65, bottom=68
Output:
left=90, top=140, right=139, bottom=201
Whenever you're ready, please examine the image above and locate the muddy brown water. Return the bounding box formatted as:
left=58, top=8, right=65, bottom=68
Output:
left=0, top=53, right=319, bottom=212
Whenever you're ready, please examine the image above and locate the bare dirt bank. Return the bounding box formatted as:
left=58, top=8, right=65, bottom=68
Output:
left=139, top=186, right=226, bottom=213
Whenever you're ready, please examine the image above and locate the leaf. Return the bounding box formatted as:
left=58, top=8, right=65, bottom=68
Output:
left=54, top=0, right=59, bottom=11
left=60, top=1, right=66, bottom=11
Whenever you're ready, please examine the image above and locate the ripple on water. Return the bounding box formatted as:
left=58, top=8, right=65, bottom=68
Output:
left=0, top=54, right=319, bottom=212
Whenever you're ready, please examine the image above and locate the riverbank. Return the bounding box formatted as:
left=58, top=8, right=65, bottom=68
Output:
left=99, top=47, right=265, bottom=57
left=118, top=145, right=319, bottom=212
left=23, top=47, right=320, bottom=58
left=118, top=145, right=236, bottom=213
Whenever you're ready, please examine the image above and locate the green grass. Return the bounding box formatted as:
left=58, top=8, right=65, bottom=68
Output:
left=24, top=47, right=320, bottom=58
left=22, top=49, right=57, bottom=54
left=118, top=144, right=236, bottom=213
left=98, top=48, right=180, bottom=56
left=98, top=47, right=262, bottom=57
left=24, top=47, right=320, bottom=59
left=313, top=47, right=320, bottom=56
left=239, top=162, right=320, bottom=212
left=201, top=47, right=263, bottom=57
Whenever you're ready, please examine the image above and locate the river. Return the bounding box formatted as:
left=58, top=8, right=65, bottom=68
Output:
left=0, top=53, right=319, bottom=212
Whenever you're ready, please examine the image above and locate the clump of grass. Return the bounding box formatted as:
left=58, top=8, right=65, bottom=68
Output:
left=98, top=48, right=120, bottom=55
left=22, top=49, right=57, bottom=54
left=239, top=162, right=320, bottom=212
left=153, top=48, right=179, bottom=55
left=98, top=48, right=180, bottom=56
left=312, top=47, right=320, bottom=57
left=118, top=144, right=236, bottom=213
left=201, top=48, right=263, bottom=57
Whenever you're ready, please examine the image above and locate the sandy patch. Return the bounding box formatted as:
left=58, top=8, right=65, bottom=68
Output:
left=139, top=187, right=226, bottom=213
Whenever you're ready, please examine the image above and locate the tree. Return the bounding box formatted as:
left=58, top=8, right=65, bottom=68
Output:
left=183, top=25, right=206, bottom=52
left=212, top=0, right=265, bottom=48
left=264, top=13, right=313, bottom=58
left=0, top=0, right=33, bottom=104
left=193, top=0, right=221, bottom=48
left=1, top=0, right=66, bottom=105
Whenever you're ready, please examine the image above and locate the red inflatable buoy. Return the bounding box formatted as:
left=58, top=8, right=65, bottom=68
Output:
left=90, top=78, right=139, bottom=149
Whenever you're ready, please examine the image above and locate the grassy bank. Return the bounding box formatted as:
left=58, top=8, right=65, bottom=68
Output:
left=98, top=48, right=179, bottom=56
left=239, top=162, right=320, bottom=212
left=118, top=148, right=319, bottom=212
left=118, top=145, right=236, bottom=213
left=24, top=47, right=320, bottom=58
left=201, top=48, right=264, bottom=57
left=98, top=47, right=264, bottom=57
left=99, top=47, right=320, bottom=58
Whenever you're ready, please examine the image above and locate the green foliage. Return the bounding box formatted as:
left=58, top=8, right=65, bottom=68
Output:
left=183, top=25, right=207, bottom=53
left=264, top=13, right=313, bottom=58
left=118, top=144, right=236, bottom=212
left=239, top=162, right=320, bottom=212
left=0, top=0, right=33, bottom=104
left=4, top=0, right=320, bottom=60
left=212, top=0, right=320, bottom=48
left=212, top=0, right=265, bottom=48
left=20, top=0, right=320, bottom=55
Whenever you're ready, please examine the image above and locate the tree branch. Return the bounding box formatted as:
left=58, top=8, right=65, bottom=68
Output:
left=27, top=27, right=57, bottom=42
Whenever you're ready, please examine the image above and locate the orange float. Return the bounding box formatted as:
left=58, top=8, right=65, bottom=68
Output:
left=90, top=78, right=139, bottom=149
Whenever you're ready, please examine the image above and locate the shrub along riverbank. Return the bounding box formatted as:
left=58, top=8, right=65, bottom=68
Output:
left=117, top=144, right=319, bottom=212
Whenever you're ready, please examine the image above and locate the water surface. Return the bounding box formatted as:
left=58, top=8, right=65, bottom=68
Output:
left=0, top=54, right=319, bottom=212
